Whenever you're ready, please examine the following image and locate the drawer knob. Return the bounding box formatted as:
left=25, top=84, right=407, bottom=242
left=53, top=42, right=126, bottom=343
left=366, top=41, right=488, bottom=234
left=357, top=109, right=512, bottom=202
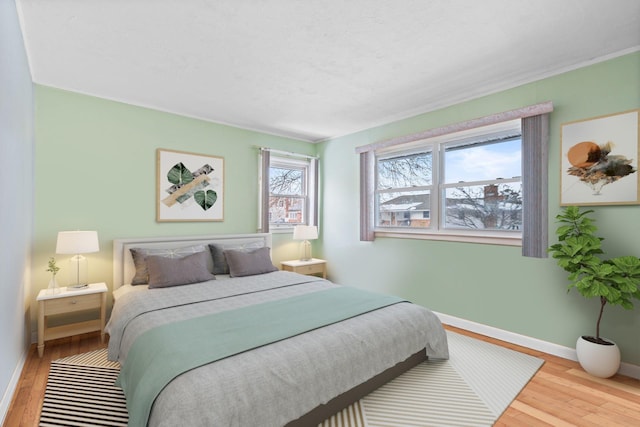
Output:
left=71, top=300, right=77, bottom=304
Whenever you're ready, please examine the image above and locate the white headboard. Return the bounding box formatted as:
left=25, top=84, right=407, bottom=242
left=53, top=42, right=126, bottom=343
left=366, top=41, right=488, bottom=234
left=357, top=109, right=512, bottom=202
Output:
left=112, top=233, right=272, bottom=290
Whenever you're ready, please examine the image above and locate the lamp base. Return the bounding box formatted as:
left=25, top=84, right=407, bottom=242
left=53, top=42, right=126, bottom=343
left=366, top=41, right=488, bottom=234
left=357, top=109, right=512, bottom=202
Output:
left=68, top=255, right=89, bottom=287
left=299, top=240, right=312, bottom=261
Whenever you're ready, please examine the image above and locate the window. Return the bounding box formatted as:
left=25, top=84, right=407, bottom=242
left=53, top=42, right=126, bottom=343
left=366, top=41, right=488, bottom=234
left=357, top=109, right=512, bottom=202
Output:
left=375, top=122, right=522, bottom=236
left=377, top=151, right=433, bottom=229
left=441, top=135, right=522, bottom=231
left=269, top=160, right=306, bottom=226
left=358, top=102, right=552, bottom=256
left=259, top=150, right=317, bottom=232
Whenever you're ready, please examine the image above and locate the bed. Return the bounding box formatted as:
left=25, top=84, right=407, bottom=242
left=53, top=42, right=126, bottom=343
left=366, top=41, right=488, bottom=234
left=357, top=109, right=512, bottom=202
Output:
left=107, top=233, right=448, bottom=427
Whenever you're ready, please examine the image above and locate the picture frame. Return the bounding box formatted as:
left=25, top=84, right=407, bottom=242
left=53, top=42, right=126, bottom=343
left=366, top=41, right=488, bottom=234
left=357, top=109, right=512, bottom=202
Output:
left=157, top=148, right=224, bottom=222
left=560, top=109, right=639, bottom=206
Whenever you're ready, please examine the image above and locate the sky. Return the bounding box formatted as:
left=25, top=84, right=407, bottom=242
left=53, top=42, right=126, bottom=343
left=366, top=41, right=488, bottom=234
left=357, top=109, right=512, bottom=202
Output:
left=444, top=138, right=521, bottom=183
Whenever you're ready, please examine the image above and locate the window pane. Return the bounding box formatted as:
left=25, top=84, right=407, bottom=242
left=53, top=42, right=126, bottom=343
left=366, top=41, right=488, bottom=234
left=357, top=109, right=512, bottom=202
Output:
left=377, top=190, right=431, bottom=228
left=269, top=196, right=305, bottom=225
left=377, top=152, right=432, bottom=189
left=443, top=183, right=522, bottom=230
left=270, top=167, right=303, bottom=196
left=444, top=138, right=521, bottom=183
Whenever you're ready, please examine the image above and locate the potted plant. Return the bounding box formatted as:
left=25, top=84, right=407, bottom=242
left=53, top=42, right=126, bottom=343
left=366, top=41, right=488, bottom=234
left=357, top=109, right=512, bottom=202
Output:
left=548, top=206, right=640, bottom=377
left=46, top=257, right=61, bottom=295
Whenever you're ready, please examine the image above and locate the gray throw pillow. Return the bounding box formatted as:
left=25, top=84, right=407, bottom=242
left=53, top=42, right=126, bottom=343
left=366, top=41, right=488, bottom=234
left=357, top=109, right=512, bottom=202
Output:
left=208, top=241, right=264, bottom=275
left=224, top=247, right=278, bottom=277
left=146, top=251, right=216, bottom=288
left=130, top=244, right=209, bottom=285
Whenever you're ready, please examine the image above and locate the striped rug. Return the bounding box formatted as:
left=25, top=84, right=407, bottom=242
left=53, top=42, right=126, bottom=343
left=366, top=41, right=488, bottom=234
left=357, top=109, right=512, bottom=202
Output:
left=40, top=349, right=127, bottom=426
left=321, top=331, right=544, bottom=427
left=40, top=331, right=543, bottom=426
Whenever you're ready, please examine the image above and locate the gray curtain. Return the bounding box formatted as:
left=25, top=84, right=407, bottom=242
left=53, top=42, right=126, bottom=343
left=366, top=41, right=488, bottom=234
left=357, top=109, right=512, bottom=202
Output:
left=260, top=149, right=270, bottom=233
left=359, top=151, right=375, bottom=241
left=311, top=157, right=319, bottom=226
left=521, top=113, right=549, bottom=258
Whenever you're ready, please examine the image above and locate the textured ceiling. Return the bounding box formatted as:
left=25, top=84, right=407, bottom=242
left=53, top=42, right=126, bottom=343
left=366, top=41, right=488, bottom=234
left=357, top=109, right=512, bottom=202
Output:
left=16, top=0, right=640, bottom=142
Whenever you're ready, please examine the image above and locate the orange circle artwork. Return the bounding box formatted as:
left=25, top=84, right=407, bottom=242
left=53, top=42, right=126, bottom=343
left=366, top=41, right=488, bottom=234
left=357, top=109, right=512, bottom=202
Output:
left=567, top=141, right=601, bottom=168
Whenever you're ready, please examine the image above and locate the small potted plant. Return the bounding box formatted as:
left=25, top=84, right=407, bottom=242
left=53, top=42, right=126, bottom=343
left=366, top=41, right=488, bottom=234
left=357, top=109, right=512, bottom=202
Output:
left=548, top=206, right=640, bottom=377
left=46, top=257, right=61, bottom=294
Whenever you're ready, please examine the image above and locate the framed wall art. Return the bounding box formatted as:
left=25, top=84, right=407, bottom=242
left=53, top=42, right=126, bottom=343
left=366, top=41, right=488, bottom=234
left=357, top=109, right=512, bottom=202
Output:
left=157, top=148, right=224, bottom=222
left=560, top=109, right=639, bottom=206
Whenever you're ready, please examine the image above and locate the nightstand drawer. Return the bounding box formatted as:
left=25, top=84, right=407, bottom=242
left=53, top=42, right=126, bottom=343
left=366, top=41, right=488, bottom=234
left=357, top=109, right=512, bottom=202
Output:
left=44, top=293, right=101, bottom=315
left=299, top=263, right=325, bottom=275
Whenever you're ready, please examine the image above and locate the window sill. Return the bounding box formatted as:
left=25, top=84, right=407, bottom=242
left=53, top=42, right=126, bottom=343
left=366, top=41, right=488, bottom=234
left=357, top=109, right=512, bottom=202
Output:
left=374, top=229, right=522, bottom=246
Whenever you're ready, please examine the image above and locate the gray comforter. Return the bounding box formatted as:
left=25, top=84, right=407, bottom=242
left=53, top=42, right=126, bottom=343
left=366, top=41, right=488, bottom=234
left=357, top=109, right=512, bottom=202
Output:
left=106, top=271, right=448, bottom=427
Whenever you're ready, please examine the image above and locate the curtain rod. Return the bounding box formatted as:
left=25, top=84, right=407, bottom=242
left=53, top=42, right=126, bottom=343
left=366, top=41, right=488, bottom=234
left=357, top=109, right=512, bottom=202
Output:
left=257, top=146, right=319, bottom=160
left=355, top=101, right=554, bottom=154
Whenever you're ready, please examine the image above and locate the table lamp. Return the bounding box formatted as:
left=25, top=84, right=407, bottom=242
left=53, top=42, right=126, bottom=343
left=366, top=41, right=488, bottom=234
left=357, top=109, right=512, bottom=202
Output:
left=293, top=225, right=318, bottom=261
left=56, top=230, right=99, bottom=288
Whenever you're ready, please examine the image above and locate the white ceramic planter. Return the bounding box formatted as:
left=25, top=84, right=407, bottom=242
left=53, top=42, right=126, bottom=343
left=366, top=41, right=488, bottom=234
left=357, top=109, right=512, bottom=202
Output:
left=575, top=336, right=620, bottom=378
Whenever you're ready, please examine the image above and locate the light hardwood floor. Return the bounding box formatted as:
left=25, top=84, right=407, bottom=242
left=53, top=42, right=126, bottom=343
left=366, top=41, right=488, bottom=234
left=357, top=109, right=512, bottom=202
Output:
left=4, top=326, right=640, bottom=426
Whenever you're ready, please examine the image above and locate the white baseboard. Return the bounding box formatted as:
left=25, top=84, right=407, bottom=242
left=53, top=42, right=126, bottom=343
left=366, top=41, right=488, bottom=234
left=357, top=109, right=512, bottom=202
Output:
left=436, top=311, right=640, bottom=380
left=0, top=348, right=29, bottom=425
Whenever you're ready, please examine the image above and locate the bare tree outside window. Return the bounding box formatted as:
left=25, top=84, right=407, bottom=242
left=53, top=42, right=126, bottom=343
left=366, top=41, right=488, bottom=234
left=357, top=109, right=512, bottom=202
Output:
left=445, top=183, right=522, bottom=230
left=377, top=152, right=432, bottom=193
left=270, top=167, right=302, bottom=195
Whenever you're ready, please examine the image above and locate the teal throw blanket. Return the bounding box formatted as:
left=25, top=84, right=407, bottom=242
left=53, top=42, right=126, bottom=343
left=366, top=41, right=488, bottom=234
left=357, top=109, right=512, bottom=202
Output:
left=117, top=286, right=405, bottom=427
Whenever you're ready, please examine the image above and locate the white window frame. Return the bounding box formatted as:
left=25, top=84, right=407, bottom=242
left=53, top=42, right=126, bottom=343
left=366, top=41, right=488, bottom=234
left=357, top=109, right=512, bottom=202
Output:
left=374, top=120, right=522, bottom=245
left=375, top=147, right=435, bottom=229
left=439, top=128, right=523, bottom=233
left=259, top=150, right=317, bottom=233
left=357, top=102, right=553, bottom=256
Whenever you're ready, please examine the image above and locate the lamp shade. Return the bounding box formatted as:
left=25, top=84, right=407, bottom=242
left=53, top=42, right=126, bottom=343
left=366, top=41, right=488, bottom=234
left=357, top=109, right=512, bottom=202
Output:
left=293, top=225, right=318, bottom=241
left=56, top=231, right=100, bottom=254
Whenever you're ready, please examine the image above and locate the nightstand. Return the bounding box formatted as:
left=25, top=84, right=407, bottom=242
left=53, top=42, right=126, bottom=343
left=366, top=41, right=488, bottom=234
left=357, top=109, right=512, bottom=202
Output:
left=37, top=282, right=108, bottom=357
left=281, top=258, right=327, bottom=279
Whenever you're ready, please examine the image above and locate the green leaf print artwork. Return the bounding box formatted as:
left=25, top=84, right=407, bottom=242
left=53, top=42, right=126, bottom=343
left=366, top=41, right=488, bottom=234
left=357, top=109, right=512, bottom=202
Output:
left=194, top=189, right=217, bottom=210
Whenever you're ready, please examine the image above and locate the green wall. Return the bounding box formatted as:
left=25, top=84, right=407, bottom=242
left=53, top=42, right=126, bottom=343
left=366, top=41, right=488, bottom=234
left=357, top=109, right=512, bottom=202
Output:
left=318, top=53, right=640, bottom=366
left=33, top=86, right=315, bottom=322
